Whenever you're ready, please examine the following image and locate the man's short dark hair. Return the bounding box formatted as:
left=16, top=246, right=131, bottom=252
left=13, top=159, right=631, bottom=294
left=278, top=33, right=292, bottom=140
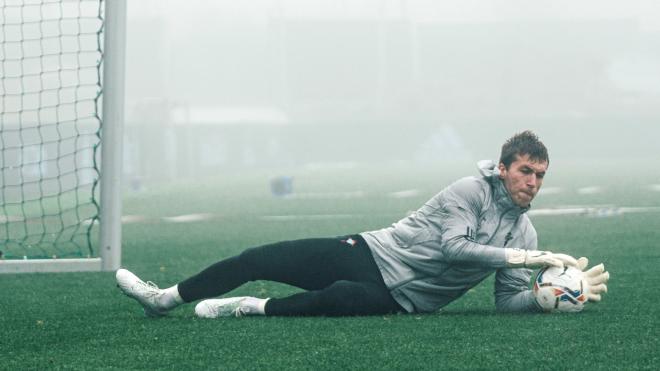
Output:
left=499, top=131, right=549, bottom=169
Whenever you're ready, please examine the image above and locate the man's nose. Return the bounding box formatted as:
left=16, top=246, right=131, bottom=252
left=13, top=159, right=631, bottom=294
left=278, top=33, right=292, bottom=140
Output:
left=526, top=174, right=538, bottom=187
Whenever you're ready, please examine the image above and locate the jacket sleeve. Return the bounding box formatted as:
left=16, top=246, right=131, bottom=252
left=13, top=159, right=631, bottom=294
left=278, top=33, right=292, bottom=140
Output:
left=437, top=206, right=508, bottom=267
left=432, top=178, right=508, bottom=268
left=494, top=268, right=542, bottom=312
left=494, top=224, right=542, bottom=313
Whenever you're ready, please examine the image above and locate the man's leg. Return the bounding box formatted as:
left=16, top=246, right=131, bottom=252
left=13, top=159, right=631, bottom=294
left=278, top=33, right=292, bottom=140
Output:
left=118, top=235, right=403, bottom=317
left=185, top=235, right=405, bottom=316
left=177, top=235, right=382, bottom=302
left=264, top=280, right=402, bottom=316
left=195, top=280, right=402, bottom=318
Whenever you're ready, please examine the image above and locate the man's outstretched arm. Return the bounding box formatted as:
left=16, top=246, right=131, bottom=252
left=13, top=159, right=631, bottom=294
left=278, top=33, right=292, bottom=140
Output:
left=437, top=203, right=578, bottom=269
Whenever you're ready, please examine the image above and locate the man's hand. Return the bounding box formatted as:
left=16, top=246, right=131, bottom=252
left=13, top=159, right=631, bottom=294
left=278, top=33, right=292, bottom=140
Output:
left=577, top=257, right=610, bottom=302
left=505, top=248, right=579, bottom=269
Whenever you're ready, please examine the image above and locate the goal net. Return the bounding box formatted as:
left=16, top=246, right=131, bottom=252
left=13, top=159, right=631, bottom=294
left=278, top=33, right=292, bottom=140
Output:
left=0, top=0, right=124, bottom=272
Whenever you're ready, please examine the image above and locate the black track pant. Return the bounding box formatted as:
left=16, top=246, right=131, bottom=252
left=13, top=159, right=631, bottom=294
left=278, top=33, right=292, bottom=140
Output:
left=177, top=235, right=403, bottom=316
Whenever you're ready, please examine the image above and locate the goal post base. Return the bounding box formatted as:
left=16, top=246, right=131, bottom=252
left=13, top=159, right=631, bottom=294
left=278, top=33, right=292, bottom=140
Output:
left=0, top=258, right=103, bottom=274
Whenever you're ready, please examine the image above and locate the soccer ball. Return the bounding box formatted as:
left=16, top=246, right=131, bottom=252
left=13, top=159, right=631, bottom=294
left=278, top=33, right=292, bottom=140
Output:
left=533, top=266, right=587, bottom=313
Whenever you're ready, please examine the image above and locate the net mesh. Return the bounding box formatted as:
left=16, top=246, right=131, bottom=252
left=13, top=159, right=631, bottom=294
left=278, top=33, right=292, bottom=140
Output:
left=0, top=0, right=103, bottom=259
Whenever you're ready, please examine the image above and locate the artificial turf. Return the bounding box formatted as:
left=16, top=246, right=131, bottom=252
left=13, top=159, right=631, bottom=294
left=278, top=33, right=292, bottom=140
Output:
left=1, top=163, right=659, bottom=370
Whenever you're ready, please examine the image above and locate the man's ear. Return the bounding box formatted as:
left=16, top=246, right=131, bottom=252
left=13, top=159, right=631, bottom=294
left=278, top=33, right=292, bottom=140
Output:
left=498, top=163, right=506, bottom=179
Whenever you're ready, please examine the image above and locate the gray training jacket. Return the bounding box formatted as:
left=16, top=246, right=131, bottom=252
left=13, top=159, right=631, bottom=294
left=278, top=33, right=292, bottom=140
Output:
left=360, top=160, right=540, bottom=313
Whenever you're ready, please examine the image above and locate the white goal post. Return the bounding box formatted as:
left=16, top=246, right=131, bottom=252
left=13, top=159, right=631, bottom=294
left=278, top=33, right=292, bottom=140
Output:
left=0, top=0, right=126, bottom=273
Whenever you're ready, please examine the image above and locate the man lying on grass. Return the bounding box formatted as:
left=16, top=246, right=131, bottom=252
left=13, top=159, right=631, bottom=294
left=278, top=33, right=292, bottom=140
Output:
left=117, top=131, right=609, bottom=318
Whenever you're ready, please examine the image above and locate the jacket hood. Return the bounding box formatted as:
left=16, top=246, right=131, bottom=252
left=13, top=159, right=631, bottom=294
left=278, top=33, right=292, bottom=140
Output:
left=477, top=159, right=500, bottom=179
left=477, top=160, right=530, bottom=214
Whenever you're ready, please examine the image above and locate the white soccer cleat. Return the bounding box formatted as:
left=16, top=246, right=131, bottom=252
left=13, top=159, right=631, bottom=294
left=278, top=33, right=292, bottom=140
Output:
left=195, top=297, right=259, bottom=318
left=116, top=268, right=169, bottom=317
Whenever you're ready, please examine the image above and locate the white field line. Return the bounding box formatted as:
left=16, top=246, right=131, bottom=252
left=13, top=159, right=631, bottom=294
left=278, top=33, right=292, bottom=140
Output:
left=389, top=189, right=421, bottom=199
left=161, top=213, right=215, bottom=223
left=577, top=186, right=604, bottom=195
left=261, top=214, right=356, bottom=221
left=0, top=215, right=24, bottom=223
left=83, top=215, right=146, bottom=226
left=6, top=204, right=656, bottom=228
left=529, top=208, right=588, bottom=216
left=103, top=205, right=660, bottom=225
left=529, top=206, right=660, bottom=217
left=122, top=215, right=148, bottom=224
left=262, top=207, right=660, bottom=222
left=618, top=206, right=660, bottom=214
left=11, top=185, right=660, bottom=228
left=288, top=191, right=366, bottom=199
left=538, top=187, right=563, bottom=195
left=264, top=207, right=660, bottom=221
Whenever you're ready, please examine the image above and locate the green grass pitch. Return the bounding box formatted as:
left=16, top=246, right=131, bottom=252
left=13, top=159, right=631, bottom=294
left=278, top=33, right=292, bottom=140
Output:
left=1, top=163, right=659, bottom=370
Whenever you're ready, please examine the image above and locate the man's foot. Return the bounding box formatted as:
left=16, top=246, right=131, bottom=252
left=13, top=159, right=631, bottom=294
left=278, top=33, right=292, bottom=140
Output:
left=195, top=297, right=263, bottom=318
left=116, top=268, right=170, bottom=317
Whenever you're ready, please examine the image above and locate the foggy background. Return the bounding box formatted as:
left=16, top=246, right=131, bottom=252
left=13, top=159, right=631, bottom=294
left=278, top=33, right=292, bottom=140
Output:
left=124, top=0, right=660, bottom=184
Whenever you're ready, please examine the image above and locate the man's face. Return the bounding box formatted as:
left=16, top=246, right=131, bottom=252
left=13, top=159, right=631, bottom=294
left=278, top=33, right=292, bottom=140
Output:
left=498, top=154, right=548, bottom=208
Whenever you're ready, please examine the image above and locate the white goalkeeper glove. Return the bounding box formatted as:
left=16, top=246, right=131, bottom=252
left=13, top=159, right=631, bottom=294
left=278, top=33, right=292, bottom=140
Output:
left=577, top=257, right=610, bottom=302
left=504, top=248, right=579, bottom=269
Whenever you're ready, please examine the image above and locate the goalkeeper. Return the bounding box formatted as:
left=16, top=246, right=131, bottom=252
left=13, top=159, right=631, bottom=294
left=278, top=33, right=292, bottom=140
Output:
left=117, top=131, right=609, bottom=317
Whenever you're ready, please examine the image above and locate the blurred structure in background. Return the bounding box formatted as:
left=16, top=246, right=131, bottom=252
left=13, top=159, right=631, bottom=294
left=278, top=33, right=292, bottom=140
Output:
left=270, top=175, right=294, bottom=197
left=123, top=0, right=660, bottom=183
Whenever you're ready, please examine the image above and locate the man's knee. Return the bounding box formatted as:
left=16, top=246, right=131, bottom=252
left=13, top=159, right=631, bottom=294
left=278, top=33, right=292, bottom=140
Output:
left=237, top=241, right=294, bottom=281
left=236, top=246, right=269, bottom=281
